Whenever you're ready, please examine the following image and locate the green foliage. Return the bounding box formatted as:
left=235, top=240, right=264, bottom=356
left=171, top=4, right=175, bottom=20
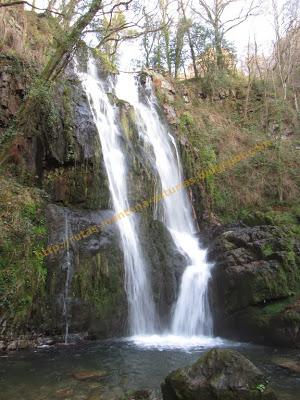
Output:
left=0, top=175, right=47, bottom=335
left=256, top=383, right=266, bottom=393
left=179, top=112, right=195, bottom=132
left=26, top=79, right=59, bottom=134
left=92, top=48, right=118, bottom=74
left=201, top=70, right=237, bottom=97
left=241, top=209, right=300, bottom=239
left=0, top=123, right=18, bottom=146
left=21, top=202, right=38, bottom=222
left=262, top=298, right=293, bottom=316
left=261, top=242, right=274, bottom=257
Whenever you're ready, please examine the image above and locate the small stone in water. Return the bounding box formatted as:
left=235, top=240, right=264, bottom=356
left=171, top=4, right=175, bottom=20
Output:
left=72, top=371, right=107, bottom=381
left=55, top=388, right=74, bottom=398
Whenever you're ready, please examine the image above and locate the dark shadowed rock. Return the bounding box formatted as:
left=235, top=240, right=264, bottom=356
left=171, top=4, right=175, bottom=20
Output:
left=161, top=348, right=278, bottom=400
left=45, top=203, right=127, bottom=338
left=208, top=223, right=300, bottom=348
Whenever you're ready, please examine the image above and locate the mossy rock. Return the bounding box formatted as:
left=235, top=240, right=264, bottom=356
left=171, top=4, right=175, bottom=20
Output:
left=161, top=348, right=278, bottom=400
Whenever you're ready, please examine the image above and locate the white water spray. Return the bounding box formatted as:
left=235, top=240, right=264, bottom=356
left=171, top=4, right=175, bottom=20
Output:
left=115, top=61, right=213, bottom=337
left=80, top=59, right=156, bottom=335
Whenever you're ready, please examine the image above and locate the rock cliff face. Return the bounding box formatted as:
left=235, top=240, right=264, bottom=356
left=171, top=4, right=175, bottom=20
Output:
left=2, top=50, right=300, bottom=349
left=208, top=221, right=300, bottom=348
left=148, top=70, right=300, bottom=349
left=0, top=55, right=30, bottom=132
left=0, top=53, right=185, bottom=343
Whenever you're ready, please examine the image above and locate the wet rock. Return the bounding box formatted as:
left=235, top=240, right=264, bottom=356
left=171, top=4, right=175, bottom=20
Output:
left=273, top=357, right=300, bottom=374
left=161, top=348, right=278, bottom=400
left=55, top=388, right=74, bottom=398
left=6, top=341, right=18, bottom=351
left=122, top=389, right=158, bottom=400
left=41, top=337, right=56, bottom=346
left=5, top=338, right=34, bottom=351
left=208, top=223, right=300, bottom=347
left=45, top=203, right=127, bottom=339
left=72, top=370, right=108, bottom=381
left=0, top=340, right=6, bottom=351
left=88, top=392, right=119, bottom=400
left=142, top=219, right=185, bottom=329
left=16, top=339, right=32, bottom=349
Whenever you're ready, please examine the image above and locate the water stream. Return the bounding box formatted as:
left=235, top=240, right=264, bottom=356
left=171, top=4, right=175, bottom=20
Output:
left=79, top=59, right=156, bottom=335
left=62, top=213, right=73, bottom=345
left=1, top=340, right=299, bottom=400
left=115, top=63, right=212, bottom=337
left=79, top=52, right=214, bottom=341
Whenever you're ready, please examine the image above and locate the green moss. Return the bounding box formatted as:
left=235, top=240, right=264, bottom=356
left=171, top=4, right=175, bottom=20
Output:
left=71, top=247, right=126, bottom=334
left=24, top=79, right=60, bottom=136
left=179, top=112, right=195, bottom=132
left=120, top=105, right=138, bottom=141
left=155, top=71, right=300, bottom=225
left=62, top=83, right=76, bottom=163
left=260, top=242, right=275, bottom=257
left=262, top=298, right=293, bottom=316
left=44, top=164, right=109, bottom=209
left=21, top=202, right=38, bottom=221
left=92, top=48, right=118, bottom=74
left=0, top=175, right=48, bottom=335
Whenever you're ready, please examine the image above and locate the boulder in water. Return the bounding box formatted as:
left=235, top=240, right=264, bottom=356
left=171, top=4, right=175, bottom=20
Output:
left=72, top=370, right=107, bottom=381
left=161, top=348, right=278, bottom=400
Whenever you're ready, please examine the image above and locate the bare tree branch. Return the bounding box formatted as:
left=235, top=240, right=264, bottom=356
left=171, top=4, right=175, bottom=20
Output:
left=0, top=0, right=64, bottom=16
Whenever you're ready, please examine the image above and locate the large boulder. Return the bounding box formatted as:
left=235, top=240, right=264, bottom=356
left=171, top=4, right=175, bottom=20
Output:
left=208, top=222, right=300, bottom=347
left=161, top=348, right=278, bottom=400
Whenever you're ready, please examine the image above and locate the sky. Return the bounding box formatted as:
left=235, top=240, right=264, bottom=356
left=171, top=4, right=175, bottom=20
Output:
left=28, top=0, right=285, bottom=61
left=225, top=0, right=285, bottom=61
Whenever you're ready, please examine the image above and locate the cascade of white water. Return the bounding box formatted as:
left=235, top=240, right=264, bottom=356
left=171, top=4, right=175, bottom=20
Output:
left=63, top=214, right=72, bottom=344
left=79, top=58, right=156, bottom=335
left=115, top=68, right=213, bottom=337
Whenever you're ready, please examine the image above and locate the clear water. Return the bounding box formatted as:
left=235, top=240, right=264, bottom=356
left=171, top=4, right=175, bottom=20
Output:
left=1, top=340, right=300, bottom=400
left=79, top=59, right=156, bottom=335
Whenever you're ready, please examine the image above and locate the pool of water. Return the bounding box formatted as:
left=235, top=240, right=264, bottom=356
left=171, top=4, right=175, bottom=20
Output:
left=0, top=335, right=300, bottom=400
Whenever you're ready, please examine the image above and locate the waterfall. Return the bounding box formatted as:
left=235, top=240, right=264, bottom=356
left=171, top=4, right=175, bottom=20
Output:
left=63, top=213, right=72, bottom=344
left=79, top=58, right=156, bottom=335
left=115, top=72, right=213, bottom=337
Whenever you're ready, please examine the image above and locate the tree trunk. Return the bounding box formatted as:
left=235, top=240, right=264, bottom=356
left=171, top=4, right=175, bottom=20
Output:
left=187, top=29, right=198, bottom=78
left=41, top=0, right=103, bottom=82
left=178, top=0, right=198, bottom=78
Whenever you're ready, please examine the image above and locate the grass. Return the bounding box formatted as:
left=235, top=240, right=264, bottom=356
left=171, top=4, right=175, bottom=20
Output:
left=164, top=73, right=300, bottom=224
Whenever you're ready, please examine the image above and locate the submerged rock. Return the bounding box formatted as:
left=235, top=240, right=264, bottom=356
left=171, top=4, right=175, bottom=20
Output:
left=273, top=357, right=300, bottom=374
left=55, top=388, right=74, bottom=398
left=72, top=370, right=107, bottom=381
left=122, top=389, right=159, bottom=400
left=161, top=348, right=278, bottom=400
